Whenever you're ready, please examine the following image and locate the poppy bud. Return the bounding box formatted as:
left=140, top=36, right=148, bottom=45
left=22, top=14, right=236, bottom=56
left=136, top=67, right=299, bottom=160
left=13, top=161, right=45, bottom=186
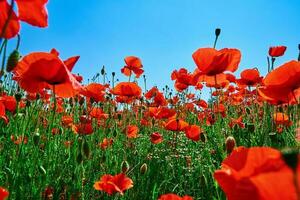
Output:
left=82, top=139, right=90, bottom=158
left=6, top=50, right=21, bottom=72
left=33, top=130, right=40, bottom=146
left=140, top=163, right=148, bottom=175
left=112, top=72, right=115, bottom=77
left=76, top=151, right=83, bottom=164
left=14, top=93, right=22, bottom=102
left=281, top=148, right=299, bottom=172
left=121, top=160, right=130, bottom=173
left=215, top=28, right=221, bottom=37
left=298, top=44, right=300, bottom=51
left=101, top=66, right=105, bottom=75
left=225, top=136, right=236, bottom=154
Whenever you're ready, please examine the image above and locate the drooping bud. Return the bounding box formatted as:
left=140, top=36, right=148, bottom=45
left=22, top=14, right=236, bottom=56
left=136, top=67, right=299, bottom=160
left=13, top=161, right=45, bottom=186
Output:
left=225, top=136, right=236, bottom=154
left=6, top=50, right=21, bottom=72
left=121, top=160, right=130, bottom=173
left=82, top=139, right=90, bottom=158
left=140, top=163, right=148, bottom=175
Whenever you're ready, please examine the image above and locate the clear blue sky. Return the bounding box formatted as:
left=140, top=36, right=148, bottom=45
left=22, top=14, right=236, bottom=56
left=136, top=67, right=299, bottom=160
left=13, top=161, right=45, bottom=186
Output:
left=15, top=0, right=300, bottom=94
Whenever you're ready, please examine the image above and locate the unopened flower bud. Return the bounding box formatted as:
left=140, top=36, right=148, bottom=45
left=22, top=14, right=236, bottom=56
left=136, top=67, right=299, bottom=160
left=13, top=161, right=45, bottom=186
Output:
left=225, top=136, right=236, bottom=154
left=121, top=161, right=130, bottom=173
left=215, top=28, right=221, bottom=37
left=140, top=163, right=148, bottom=175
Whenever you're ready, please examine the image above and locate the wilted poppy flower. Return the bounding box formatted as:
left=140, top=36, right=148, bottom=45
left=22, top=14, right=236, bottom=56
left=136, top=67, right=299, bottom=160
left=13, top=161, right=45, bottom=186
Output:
left=0, top=187, right=9, bottom=200
left=94, top=173, right=133, bottom=195
left=121, top=56, right=144, bottom=78
left=0, top=0, right=48, bottom=39
left=192, top=48, right=241, bottom=76
left=185, top=125, right=203, bottom=141
left=214, top=146, right=300, bottom=200
left=13, top=49, right=83, bottom=97
left=269, top=46, right=287, bottom=57
left=236, top=68, right=262, bottom=87
left=150, top=132, right=163, bottom=144
left=258, top=60, right=300, bottom=104
left=111, top=82, right=142, bottom=97
left=158, top=193, right=193, bottom=200
left=165, top=118, right=189, bottom=131
left=125, top=125, right=139, bottom=138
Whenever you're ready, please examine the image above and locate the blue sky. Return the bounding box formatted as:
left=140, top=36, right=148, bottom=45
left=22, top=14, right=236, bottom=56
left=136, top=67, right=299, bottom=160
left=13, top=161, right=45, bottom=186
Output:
left=15, top=0, right=300, bottom=95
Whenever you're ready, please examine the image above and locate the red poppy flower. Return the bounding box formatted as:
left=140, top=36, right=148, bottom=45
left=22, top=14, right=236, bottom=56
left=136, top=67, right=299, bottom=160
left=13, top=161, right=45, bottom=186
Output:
left=0, top=0, right=48, bottom=39
left=192, top=48, right=241, bottom=76
left=125, top=125, right=139, bottom=138
left=171, top=68, right=197, bottom=92
left=0, top=95, right=16, bottom=112
left=185, top=125, right=203, bottom=141
left=150, top=132, right=163, bottom=144
left=269, top=46, right=287, bottom=57
left=111, top=82, right=142, bottom=97
left=94, top=173, right=133, bottom=195
left=121, top=56, right=144, bottom=78
left=81, top=83, right=107, bottom=102
left=13, top=49, right=83, bottom=97
left=236, top=68, right=262, bottom=87
left=165, top=118, right=189, bottom=131
left=0, top=102, right=8, bottom=124
left=258, top=60, right=300, bottom=104
left=228, top=116, right=245, bottom=129
left=214, top=146, right=300, bottom=200
left=74, top=122, right=93, bottom=135
left=273, top=112, right=292, bottom=126
left=0, top=187, right=9, bottom=200
left=89, top=107, right=108, bottom=120
left=158, top=193, right=193, bottom=200
left=149, top=107, right=176, bottom=119
left=99, top=138, right=113, bottom=150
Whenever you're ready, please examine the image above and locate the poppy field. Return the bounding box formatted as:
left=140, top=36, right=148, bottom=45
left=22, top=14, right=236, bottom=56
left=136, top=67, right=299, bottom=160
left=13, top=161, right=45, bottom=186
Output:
left=0, top=1, right=300, bottom=200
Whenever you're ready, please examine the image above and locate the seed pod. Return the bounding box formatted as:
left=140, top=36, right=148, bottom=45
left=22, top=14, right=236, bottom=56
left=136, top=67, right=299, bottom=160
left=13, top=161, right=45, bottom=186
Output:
left=121, top=161, right=130, bottom=173
left=6, top=50, right=21, bottom=72
left=82, top=139, right=90, bottom=158
left=140, top=163, right=148, bottom=175
left=225, top=136, right=236, bottom=154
